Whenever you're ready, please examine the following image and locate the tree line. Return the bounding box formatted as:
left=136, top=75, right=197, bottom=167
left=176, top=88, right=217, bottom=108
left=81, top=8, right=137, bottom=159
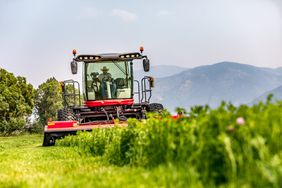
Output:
left=0, top=68, right=63, bottom=135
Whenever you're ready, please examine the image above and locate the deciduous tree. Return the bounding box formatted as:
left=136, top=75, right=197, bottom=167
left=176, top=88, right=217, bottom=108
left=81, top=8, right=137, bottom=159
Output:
left=35, top=77, right=63, bottom=126
left=0, top=68, right=35, bottom=135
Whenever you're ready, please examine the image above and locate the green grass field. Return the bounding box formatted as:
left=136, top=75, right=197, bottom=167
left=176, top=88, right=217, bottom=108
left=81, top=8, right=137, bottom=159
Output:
left=1, top=101, right=281, bottom=188
left=0, top=135, right=200, bottom=188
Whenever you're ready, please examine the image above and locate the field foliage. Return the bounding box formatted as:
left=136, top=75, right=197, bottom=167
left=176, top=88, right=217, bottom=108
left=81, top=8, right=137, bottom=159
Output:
left=58, top=100, right=282, bottom=187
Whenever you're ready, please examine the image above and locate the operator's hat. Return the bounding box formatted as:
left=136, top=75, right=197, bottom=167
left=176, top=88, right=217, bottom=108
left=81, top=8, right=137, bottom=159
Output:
left=101, top=66, right=109, bottom=71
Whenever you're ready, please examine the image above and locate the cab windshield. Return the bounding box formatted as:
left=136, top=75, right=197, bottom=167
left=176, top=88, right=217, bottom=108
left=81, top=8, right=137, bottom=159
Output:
left=85, top=61, right=132, bottom=100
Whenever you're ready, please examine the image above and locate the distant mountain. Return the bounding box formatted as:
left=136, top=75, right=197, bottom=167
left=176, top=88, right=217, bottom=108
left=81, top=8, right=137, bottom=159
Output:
left=134, top=65, right=187, bottom=80
left=252, top=85, right=282, bottom=103
left=261, top=67, right=282, bottom=76
left=150, top=62, right=282, bottom=112
left=275, top=67, right=282, bottom=75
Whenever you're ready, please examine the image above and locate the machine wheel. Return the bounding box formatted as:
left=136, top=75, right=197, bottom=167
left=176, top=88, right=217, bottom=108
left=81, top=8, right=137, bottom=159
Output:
left=42, top=134, right=55, bottom=146
left=57, top=108, right=76, bottom=121
left=148, top=103, right=164, bottom=112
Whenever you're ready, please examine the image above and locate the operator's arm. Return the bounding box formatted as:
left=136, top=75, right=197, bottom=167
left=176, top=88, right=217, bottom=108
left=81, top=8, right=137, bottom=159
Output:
left=107, top=73, right=113, bottom=81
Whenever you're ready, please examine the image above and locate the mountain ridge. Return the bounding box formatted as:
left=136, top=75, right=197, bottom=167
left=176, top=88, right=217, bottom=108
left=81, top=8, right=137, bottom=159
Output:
left=150, top=62, right=282, bottom=111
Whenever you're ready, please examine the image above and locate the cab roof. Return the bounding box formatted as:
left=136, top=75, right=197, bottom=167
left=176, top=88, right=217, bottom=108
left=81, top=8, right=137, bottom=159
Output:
left=74, top=52, right=145, bottom=62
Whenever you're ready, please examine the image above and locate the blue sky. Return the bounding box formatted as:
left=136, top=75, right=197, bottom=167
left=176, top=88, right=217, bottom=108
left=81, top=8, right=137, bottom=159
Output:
left=0, top=0, right=281, bottom=87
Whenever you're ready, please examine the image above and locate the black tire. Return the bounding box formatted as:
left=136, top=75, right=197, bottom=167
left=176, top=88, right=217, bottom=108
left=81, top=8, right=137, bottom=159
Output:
left=42, top=134, right=55, bottom=146
left=148, top=103, right=164, bottom=112
left=57, top=108, right=76, bottom=121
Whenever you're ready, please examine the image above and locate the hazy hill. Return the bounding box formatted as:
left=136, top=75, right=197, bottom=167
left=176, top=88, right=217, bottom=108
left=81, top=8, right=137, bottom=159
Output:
left=252, top=85, right=282, bottom=103
left=261, top=67, right=282, bottom=76
left=274, top=67, right=282, bottom=75
left=150, top=62, right=282, bottom=111
left=134, top=65, right=187, bottom=80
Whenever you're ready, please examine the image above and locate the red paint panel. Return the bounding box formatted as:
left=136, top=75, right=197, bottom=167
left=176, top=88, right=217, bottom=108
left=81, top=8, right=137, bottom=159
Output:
left=85, top=99, right=134, bottom=107
left=48, top=121, right=78, bottom=129
left=171, top=115, right=180, bottom=119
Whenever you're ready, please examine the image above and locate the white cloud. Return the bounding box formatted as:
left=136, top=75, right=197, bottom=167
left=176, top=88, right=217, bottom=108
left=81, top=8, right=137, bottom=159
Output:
left=112, top=9, right=137, bottom=22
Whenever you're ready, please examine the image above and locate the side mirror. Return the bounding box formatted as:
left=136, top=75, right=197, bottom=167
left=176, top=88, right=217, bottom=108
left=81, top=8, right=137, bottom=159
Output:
left=143, top=58, right=150, bottom=72
left=70, top=60, right=78, bottom=74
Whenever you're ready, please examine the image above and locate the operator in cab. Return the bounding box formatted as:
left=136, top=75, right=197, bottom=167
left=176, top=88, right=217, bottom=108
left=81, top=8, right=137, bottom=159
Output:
left=98, top=66, right=116, bottom=99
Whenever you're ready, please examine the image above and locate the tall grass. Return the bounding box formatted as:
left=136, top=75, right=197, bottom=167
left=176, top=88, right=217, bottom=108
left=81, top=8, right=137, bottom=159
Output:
left=58, top=100, right=282, bottom=187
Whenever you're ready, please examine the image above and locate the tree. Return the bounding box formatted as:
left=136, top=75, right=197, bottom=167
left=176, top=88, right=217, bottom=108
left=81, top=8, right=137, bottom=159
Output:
left=0, top=68, right=35, bottom=135
left=35, top=77, right=63, bottom=126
